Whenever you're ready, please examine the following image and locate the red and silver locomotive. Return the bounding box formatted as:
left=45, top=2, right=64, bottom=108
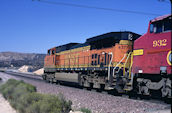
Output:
left=132, top=14, right=171, bottom=99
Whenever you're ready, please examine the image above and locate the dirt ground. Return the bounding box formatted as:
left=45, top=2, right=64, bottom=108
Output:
left=0, top=94, right=17, bottom=113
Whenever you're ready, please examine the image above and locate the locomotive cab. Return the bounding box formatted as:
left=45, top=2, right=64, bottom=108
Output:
left=132, top=14, right=172, bottom=99
left=133, top=14, right=171, bottom=75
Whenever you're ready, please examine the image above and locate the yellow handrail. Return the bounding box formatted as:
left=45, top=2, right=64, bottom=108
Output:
left=129, top=52, right=133, bottom=79
left=123, top=52, right=131, bottom=76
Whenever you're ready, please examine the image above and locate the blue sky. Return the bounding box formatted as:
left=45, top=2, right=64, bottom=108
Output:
left=0, top=0, right=171, bottom=53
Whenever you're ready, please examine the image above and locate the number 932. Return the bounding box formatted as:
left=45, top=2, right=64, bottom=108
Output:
left=153, top=39, right=167, bottom=47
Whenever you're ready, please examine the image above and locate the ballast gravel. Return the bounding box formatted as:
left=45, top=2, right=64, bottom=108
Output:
left=0, top=72, right=171, bottom=113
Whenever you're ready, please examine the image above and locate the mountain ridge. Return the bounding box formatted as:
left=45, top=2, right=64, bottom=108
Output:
left=0, top=51, right=46, bottom=71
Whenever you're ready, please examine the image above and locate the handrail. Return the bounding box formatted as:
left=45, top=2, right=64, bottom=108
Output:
left=123, top=52, right=132, bottom=76
left=108, top=52, right=113, bottom=81
left=112, top=54, right=127, bottom=77
left=129, top=53, right=133, bottom=79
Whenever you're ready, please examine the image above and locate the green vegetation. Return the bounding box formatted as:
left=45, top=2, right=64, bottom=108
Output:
left=0, top=79, right=72, bottom=113
left=80, top=108, right=92, bottom=113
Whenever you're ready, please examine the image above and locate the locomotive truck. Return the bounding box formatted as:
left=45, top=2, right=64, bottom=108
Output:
left=43, top=14, right=171, bottom=100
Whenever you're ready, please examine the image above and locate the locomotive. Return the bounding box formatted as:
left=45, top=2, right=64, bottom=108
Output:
left=43, top=14, right=171, bottom=100
left=132, top=14, right=171, bottom=99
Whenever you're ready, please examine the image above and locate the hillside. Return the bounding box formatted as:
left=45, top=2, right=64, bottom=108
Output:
left=0, top=52, right=46, bottom=71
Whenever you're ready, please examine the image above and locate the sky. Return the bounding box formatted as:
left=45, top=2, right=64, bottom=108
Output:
left=0, top=0, right=171, bottom=54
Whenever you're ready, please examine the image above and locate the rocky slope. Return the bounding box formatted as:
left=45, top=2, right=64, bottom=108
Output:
left=0, top=52, right=45, bottom=71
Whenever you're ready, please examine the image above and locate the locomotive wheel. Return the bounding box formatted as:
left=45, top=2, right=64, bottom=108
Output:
left=50, top=78, right=54, bottom=84
left=46, top=78, right=50, bottom=83
left=163, top=97, right=172, bottom=104
left=108, top=89, right=121, bottom=96
left=42, top=74, right=46, bottom=80
left=83, top=87, right=91, bottom=91
left=55, top=80, right=59, bottom=85
left=45, top=76, right=50, bottom=83
left=96, top=88, right=102, bottom=92
left=128, top=91, right=138, bottom=99
left=139, top=95, right=150, bottom=100
left=78, top=85, right=83, bottom=89
left=96, top=84, right=105, bottom=92
left=85, top=83, right=93, bottom=91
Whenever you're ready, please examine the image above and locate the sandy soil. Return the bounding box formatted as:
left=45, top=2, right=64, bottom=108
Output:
left=33, top=68, right=44, bottom=75
left=18, top=65, right=33, bottom=73
left=0, top=94, right=17, bottom=113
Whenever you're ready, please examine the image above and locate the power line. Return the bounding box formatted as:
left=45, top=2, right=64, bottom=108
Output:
left=33, top=0, right=162, bottom=16
left=158, top=0, right=170, bottom=3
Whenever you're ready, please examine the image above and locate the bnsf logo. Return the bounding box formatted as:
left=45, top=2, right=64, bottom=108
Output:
left=153, top=39, right=167, bottom=47
left=167, top=51, right=171, bottom=65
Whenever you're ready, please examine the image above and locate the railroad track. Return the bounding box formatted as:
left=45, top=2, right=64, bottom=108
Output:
left=5, top=71, right=42, bottom=81
left=2, top=71, right=170, bottom=105
left=0, top=71, right=170, bottom=113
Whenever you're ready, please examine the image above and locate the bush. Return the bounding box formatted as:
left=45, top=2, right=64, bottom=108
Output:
left=25, top=93, right=72, bottom=113
left=0, top=79, right=36, bottom=99
left=0, top=79, right=72, bottom=113
left=80, top=108, right=92, bottom=113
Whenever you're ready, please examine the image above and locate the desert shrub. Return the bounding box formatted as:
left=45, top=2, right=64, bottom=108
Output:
left=25, top=94, right=72, bottom=113
left=80, top=108, right=92, bottom=113
left=0, top=79, right=36, bottom=99
left=0, top=79, right=72, bottom=113
left=0, top=79, right=22, bottom=99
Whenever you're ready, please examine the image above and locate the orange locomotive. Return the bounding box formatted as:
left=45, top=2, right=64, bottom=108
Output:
left=43, top=31, right=140, bottom=92
left=43, top=15, right=171, bottom=101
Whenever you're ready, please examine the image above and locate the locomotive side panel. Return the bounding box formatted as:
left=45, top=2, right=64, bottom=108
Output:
left=113, top=41, right=132, bottom=68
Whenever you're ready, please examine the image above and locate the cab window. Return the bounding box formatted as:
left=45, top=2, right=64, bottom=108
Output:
left=150, top=21, right=163, bottom=33
left=164, top=17, right=172, bottom=31
left=52, top=50, right=55, bottom=55
left=150, top=24, right=154, bottom=33
left=156, top=22, right=163, bottom=33
left=47, top=50, right=51, bottom=55
left=150, top=16, right=171, bottom=33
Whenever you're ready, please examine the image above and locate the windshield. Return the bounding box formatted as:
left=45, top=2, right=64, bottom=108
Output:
left=150, top=16, right=172, bottom=33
